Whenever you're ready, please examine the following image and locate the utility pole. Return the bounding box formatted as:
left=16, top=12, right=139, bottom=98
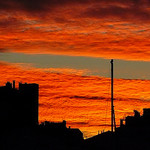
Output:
left=110, top=59, right=116, bottom=132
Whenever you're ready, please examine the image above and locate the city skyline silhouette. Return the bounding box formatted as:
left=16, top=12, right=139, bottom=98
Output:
left=1, top=80, right=150, bottom=150
left=1, top=0, right=150, bottom=149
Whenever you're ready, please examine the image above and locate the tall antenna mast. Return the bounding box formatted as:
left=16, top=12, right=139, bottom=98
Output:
left=110, top=59, right=116, bottom=132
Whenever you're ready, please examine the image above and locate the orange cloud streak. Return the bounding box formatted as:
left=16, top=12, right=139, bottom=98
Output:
left=0, top=62, right=150, bottom=138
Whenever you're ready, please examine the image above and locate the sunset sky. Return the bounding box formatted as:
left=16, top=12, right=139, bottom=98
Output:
left=1, top=0, right=150, bottom=138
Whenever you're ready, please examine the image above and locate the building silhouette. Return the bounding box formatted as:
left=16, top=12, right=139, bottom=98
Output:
left=119, top=108, right=150, bottom=128
left=38, top=120, right=83, bottom=148
left=85, top=108, right=150, bottom=150
left=19, top=82, right=39, bottom=127
left=0, top=81, right=39, bottom=128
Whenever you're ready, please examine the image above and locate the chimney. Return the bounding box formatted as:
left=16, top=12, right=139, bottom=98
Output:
left=13, top=80, right=15, bottom=89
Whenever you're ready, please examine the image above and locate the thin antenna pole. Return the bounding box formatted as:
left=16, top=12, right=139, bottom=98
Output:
left=110, top=59, right=114, bottom=132
left=113, top=111, right=116, bottom=131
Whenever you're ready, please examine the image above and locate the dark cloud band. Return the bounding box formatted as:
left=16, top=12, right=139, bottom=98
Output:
left=1, top=0, right=150, bottom=22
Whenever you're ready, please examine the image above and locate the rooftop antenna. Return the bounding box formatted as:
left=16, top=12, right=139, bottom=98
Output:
left=110, top=59, right=116, bottom=132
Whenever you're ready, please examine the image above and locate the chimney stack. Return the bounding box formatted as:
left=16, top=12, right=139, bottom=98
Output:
left=13, top=80, right=15, bottom=89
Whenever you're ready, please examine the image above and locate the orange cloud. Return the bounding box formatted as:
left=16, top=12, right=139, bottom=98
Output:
left=1, top=1, right=150, bottom=61
left=1, top=62, right=150, bottom=138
